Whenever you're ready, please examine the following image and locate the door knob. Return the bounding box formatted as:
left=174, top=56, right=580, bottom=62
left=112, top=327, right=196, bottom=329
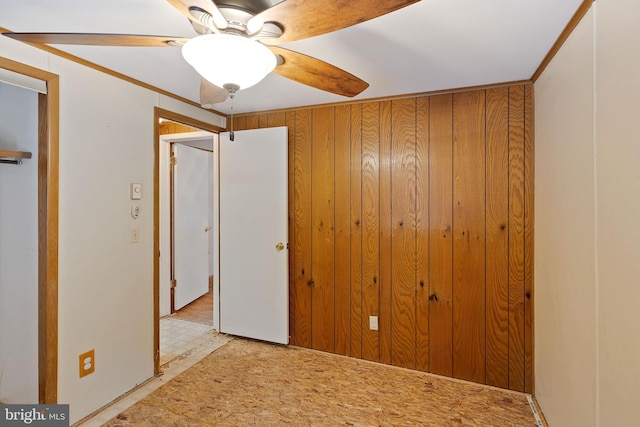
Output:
left=275, top=242, right=285, bottom=251
left=205, top=226, right=212, bottom=232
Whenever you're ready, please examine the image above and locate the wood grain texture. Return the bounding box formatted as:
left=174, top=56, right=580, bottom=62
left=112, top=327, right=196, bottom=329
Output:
left=2, top=32, right=189, bottom=47
left=390, top=98, right=417, bottom=369
left=523, top=84, right=535, bottom=393
left=159, top=122, right=200, bottom=135
left=361, top=101, right=380, bottom=362
left=105, top=338, right=543, bottom=426
left=378, top=100, right=392, bottom=365
left=428, top=94, right=454, bottom=377
left=334, top=105, right=352, bottom=356
left=267, top=112, right=286, bottom=127
left=415, top=96, right=430, bottom=372
left=524, top=84, right=535, bottom=394
left=238, top=84, right=533, bottom=393
left=38, top=77, right=59, bottom=403
left=245, top=115, right=259, bottom=130
left=233, top=116, right=247, bottom=131
left=508, top=86, right=526, bottom=392
left=293, top=110, right=312, bottom=348
left=0, top=149, right=32, bottom=159
left=270, top=47, right=368, bottom=97
left=257, top=0, right=419, bottom=45
left=286, top=112, right=296, bottom=344
left=310, top=107, right=336, bottom=352
left=452, top=91, right=486, bottom=384
left=485, top=87, right=510, bottom=389
left=257, top=113, right=268, bottom=128
left=350, top=104, right=364, bottom=359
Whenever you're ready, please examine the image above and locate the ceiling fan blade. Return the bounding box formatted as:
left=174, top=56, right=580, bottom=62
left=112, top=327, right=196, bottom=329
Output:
left=251, top=0, right=420, bottom=44
left=166, top=0, right=228, bottom=32
left=270, top=46, right=368, bottom=97
left=200, top=78, right=229, bottom=106
left=2, top=32, right=189, bottom=47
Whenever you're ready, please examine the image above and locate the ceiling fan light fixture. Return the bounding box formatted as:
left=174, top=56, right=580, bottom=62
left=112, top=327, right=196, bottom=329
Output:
left=182, top=34, right=276, bottom=91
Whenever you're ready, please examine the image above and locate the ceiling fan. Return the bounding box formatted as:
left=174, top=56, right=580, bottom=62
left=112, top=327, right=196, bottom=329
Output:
left=2, top=0, right=420, bottom=107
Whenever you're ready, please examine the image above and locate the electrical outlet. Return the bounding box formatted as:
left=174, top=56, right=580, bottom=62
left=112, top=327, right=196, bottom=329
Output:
left=79, top=349, right=95, bottom=378
left=369, top=315, right=379, bottom=331
left=131, top=228, right=139, bottom=243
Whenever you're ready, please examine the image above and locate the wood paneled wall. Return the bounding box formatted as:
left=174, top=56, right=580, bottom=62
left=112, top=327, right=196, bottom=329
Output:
left=159, top=121, right=200, bottom=135
left=233, top=83, right=534, bottom=392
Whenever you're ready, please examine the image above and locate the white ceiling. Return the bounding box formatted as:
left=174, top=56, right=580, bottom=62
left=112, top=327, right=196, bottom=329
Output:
left=0, top=0, right=583, bottom=114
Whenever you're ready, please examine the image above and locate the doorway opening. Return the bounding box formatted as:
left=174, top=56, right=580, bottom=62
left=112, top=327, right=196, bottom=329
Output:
left=153, top=108, right=224, bottom=373
left=0, top=57, right=59, bottom=404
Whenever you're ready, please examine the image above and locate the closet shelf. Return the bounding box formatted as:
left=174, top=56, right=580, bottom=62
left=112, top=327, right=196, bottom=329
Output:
left=0, top=149, right=32, bottom=165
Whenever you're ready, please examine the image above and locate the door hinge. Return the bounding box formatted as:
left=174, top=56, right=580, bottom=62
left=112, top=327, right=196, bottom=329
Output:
left=170, top=279, right=177, bottom=288
left=170, top=156, right=177, bottom=166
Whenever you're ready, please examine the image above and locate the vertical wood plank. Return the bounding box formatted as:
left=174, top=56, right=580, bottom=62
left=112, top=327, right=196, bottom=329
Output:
left=428, top=94, right=454, bottom=377
left=268, top=112, right=286, bottom=127
left=415, top=97, right=430, bottom=372
left=524, top=84, right=535, bottom=393
left=361, top=101, right=380, bottom=362
left=257, top=113, right=269, bottom=128
left=390, top=98, right=417, bottom=369
left=508, top=85, right=526, bottom=392
left=334, top=105, right=352, bottom=356
left=239, top=84, right=531, bottom=391
left=286, top=112, right=296, bottom=344
left=452, top=91, right=486, bottom=384
left=293, top=110, right=312, bottom=348
left=311, top=107, right=336, bottom=352
left=485, top=87, right=510, bottom=389
left=245, top=115, right=259, bottom=130
left=350, top=104, right=363, bottom=359
left=379, top=100, right=392, bottom=365
left=233, top=116, right=247, bottom=131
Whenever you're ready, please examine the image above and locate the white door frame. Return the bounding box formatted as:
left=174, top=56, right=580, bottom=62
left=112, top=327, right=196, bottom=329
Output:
left=159, top=131, right=219, bottom=330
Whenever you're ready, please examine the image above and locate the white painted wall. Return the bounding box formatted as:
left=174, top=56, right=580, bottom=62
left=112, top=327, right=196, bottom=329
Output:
left=535, top=1, right=640, bottom=425
left=0, top=35, right=223, bottom=423
left=535, top=8, right=596, bottom=426
left=595, top=0, right=640, bottom=424
left=0, top=82, right=39, bottom=403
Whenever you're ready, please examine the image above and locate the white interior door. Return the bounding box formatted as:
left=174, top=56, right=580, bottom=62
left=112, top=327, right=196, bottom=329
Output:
left=219, top=127, right=288, bottom=344
left=173, top=143, right=210, bottom=310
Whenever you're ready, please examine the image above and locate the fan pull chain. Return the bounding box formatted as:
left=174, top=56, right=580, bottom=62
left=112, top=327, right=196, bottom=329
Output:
left=224, top=83, right=239, bottom=142
left=230, top=99, right=234, bottom=141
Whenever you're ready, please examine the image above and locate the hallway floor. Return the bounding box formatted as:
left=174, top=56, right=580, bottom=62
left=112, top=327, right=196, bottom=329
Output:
left=159, top=317, right=214, bottom=366
left=173, top=278, right=213, bottom=326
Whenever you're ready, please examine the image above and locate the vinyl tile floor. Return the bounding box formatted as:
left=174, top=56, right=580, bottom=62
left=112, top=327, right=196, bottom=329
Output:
left=159, top=317, right=215, bottom=366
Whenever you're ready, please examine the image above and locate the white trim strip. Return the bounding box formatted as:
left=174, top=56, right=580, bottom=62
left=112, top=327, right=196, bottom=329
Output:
left=0, top=67, right=47, bottom=93
left=527, top=395, right=545, bottom=427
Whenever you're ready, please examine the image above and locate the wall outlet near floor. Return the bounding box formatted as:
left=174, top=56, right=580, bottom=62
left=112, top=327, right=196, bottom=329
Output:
left=79, top=349, right=95, bottom=378
left=369, top=315, right=379, bottom=331
left=131, top=228, right=140, bottom=243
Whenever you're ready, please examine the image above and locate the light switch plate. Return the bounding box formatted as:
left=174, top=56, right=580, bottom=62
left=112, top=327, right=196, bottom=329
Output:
left=130, top=183, right=142, bottom=200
